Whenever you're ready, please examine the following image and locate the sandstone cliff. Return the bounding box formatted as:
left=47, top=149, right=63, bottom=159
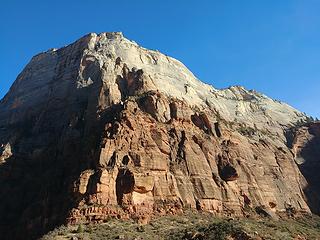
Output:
left=289, top=122, right=320, bottom=214
left=0, top=32, right=318, bottom=239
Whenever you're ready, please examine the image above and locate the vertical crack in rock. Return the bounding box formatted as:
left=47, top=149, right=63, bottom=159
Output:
left=177, top=130, right=187, bottom=164
left=214, top=122, right=222, bottom=137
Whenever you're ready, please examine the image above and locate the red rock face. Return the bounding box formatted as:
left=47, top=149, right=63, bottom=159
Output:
left=0, top=32, right=318, bottom=239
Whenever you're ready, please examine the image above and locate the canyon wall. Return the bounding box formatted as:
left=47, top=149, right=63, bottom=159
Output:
left=0, top=32, right=318, bottom=239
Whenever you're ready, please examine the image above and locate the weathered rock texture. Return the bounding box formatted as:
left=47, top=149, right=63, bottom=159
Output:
left=289, top=122, right=320, bottom=214
left=0, top=32, right=318, bottom=239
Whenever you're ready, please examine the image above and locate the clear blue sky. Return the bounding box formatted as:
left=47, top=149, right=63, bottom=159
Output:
left=1, top=0, right=319, bottom=117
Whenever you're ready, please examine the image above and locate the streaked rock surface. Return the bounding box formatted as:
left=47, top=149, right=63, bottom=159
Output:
left=0, top=32, right=317, bottom=240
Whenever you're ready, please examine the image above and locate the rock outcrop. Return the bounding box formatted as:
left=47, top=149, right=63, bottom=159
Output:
left=289, top=122, right=320, bottom=214
left=0, top=32, right=318, bottom=239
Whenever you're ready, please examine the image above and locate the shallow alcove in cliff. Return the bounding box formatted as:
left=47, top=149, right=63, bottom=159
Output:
left=169, top=102, right=178, bottom=119
left=122, top=155, right=130, bottom=165
left=217, top=154, right=239, bottom=181
left=138, top=94, right=158, bottom=119
left=191, top=113, right=212, bottom=135
left=116, top=169, right=135, bottom=205
left=219, top=164, right=239, bottom=181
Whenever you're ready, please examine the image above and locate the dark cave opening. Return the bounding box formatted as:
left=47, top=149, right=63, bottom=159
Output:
left=122, top=155, right=130, bottom=165
left=214, top=122, right=222, bottom=137
left=116, top=169, right=135, bottom=205
left=219, top=164, right=238, bottom=181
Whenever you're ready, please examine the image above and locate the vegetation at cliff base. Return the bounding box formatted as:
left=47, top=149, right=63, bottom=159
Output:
left=41, top=211, right=320, bottom=240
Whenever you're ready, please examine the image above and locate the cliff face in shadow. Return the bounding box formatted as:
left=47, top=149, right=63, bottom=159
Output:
left=290, top=122, right=320, bottom=214
left=0, top=32, right=318, bottom=239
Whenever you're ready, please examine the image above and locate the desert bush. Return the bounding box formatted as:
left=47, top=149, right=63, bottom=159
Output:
left=76, top=224, right=84, bottom=233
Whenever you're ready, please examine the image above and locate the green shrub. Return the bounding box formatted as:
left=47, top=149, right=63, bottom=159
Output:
left=76, top=224, right=84, bottom=233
